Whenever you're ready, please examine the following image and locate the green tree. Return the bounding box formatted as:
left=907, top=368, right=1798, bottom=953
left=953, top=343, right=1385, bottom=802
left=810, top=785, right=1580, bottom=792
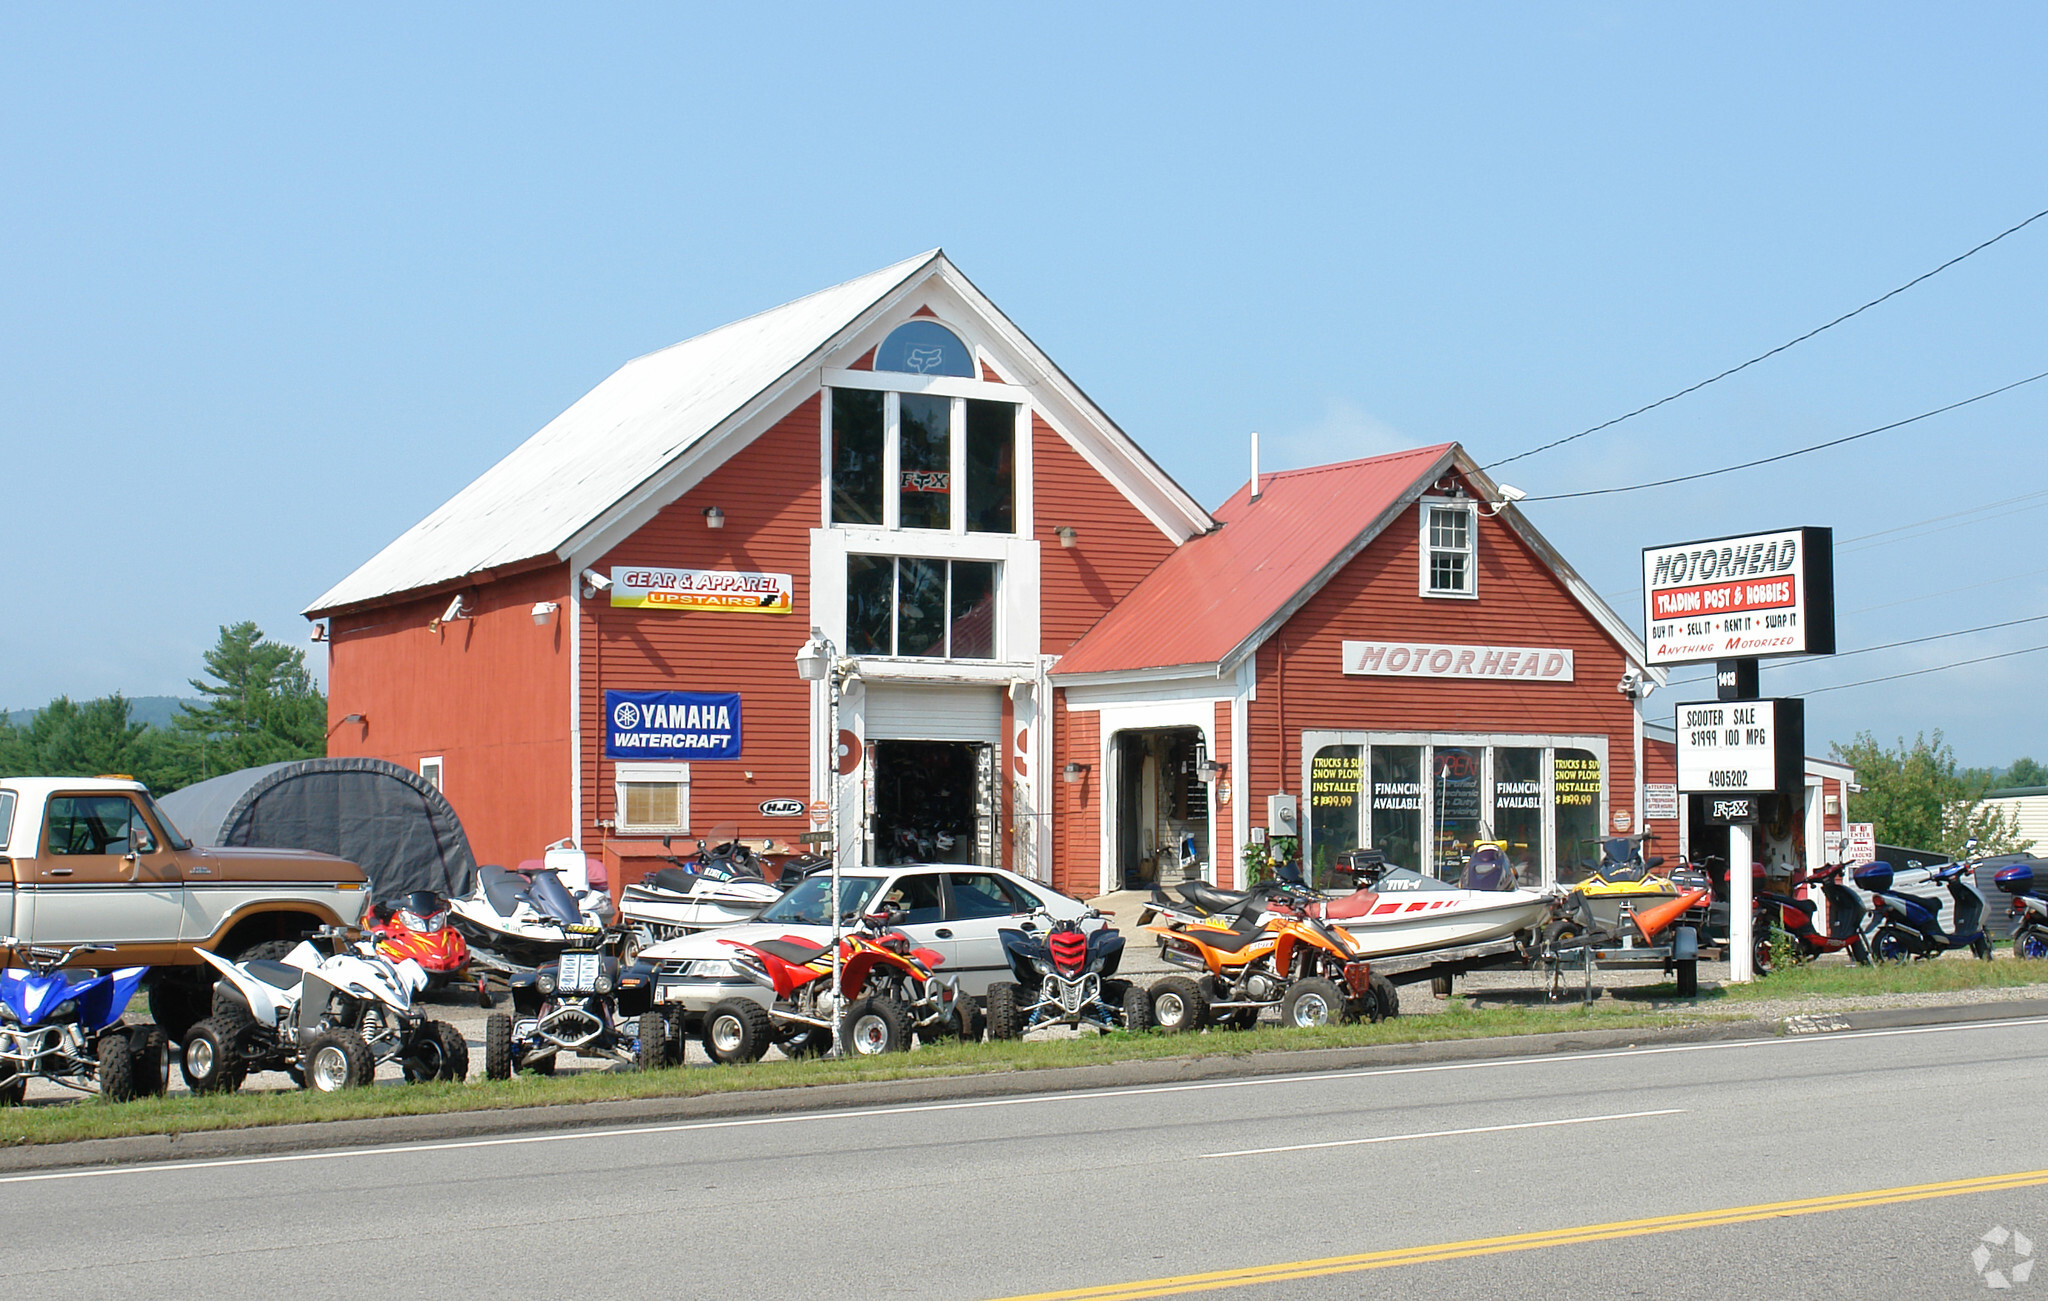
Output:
left=172, top=622, right=327, bottom=778
left=1831, top=730, right=2026, bottom=858
left=2005, top=757, right=2048, bottom=789
left=0, top=694, right=193, bottom=791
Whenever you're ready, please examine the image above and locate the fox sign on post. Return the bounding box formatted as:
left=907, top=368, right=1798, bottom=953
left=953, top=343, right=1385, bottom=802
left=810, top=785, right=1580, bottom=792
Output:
left=1641, top=527, right=1835, bottom=667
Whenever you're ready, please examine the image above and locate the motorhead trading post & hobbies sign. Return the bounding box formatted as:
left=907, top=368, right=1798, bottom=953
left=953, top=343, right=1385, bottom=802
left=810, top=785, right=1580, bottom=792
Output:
left=604, top=690, right=741, bottom=760
left=1675, top=698, right=1804, bottom=796
left=1641, top=527, right=1835, bottom=666
left=610, top=566, right=793, bottom=615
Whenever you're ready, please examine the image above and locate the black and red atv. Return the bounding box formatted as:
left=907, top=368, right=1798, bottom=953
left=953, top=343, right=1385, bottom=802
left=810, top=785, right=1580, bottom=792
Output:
left=985, top=908, right=1150, bottom=1038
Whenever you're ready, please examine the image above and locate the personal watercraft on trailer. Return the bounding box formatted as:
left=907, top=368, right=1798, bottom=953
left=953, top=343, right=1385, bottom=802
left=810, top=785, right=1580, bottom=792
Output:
left=619, top=827, right=796, bottom=942
left=453, top=861, right=615, bottom=973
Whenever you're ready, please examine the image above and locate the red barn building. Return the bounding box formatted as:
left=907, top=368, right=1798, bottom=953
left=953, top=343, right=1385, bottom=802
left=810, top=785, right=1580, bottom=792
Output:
left=309, top=251, right=1716, bottom=898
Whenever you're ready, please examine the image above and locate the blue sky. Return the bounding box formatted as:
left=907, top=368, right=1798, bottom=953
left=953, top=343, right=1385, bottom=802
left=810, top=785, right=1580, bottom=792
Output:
left=3, top=5, right=2044, bottom=766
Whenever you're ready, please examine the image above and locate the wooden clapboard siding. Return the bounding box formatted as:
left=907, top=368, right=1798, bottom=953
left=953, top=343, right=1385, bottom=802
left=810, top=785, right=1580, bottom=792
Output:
left=1034, top=414, right=1179, bottom=656
left=1053, top=694, right=1100, bottom=896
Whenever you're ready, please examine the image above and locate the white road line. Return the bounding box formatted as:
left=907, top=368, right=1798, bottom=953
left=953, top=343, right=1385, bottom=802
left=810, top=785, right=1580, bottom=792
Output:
left=1199, top=1108, right=1686, bottom=1159
left=2, top=1014, right=2041, bottom=1187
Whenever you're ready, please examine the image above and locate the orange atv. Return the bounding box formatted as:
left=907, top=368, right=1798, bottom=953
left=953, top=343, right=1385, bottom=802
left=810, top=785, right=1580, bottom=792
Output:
left=1142, top=884, right=1376, bottom=1031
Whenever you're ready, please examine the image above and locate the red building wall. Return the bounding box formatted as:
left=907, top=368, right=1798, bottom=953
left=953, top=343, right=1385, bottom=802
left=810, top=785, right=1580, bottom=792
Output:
left=579, top=397, right=822, bottom=889
left=1034, top=415, right=1180, bottom=655
left=1643, top=731, right=1680, bottom=846
left=1053, top=695, right=1099, bottom=898
left=325, top=565, right=572, bottom=870
left=1214, top=700, right=1236, bottom=889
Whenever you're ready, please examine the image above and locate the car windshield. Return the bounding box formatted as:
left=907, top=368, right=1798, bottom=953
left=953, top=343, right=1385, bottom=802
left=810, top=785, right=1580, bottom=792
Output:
left=138, top=794, right=193, bottom=851
left=759, top=874, right=882, bottom=926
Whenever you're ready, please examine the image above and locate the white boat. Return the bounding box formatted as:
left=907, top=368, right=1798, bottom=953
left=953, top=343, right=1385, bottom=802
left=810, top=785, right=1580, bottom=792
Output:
left=621, top=867, right=783, bottom=941
left=1306, top=863, right=1553, bottom=958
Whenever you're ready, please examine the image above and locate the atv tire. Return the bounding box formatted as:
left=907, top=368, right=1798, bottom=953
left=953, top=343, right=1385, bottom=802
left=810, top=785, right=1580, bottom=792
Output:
left=635, top=1011, right=670, bottom=1071
left=985, top=982, right=1025, bottom=1042
left=180, top=1017, right=248, bottom=1095
left=483, top=1012, right=513, bottom=1080
left=1369, top=972, right=1400, bottom=1021
left=147, top=973, right=211, bottom=1046
left=1108, top=979, right=1153, bottom=1033
left=304, top=1028, right=375, bottom=1092
left=131, top=1026, right=170, bottom=1097
left=96, top=1031, right=137, bottom=1102
left=403, top=1020, right=469, bottom=1083
left=776, top=1023, right=832, bottom=1059
left=701, top=1000, right=772, bottom=1064
left=432, top=1020, right=469, bottom=1080
left=842, top=996, right=911, bottom=1055
left=1148, top=975, right=1208, bottom=1033
left=1280, top=977, right=1350, bottom=1029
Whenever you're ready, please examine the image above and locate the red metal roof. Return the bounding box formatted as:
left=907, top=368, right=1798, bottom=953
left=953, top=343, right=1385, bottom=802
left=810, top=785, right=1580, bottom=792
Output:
left=1053, top=444, right=1457, bottom=678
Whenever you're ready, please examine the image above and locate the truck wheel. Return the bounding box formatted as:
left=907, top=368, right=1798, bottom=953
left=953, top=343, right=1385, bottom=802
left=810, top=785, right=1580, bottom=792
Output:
left=700, top=1000, right=771, bottom=1064
left=1281, top=977, right=1351, bottom=1029
left=179, top=1017, right=247, bottom=1095
left=130, top=1026, right=169, bottom=1097
left=148, top=975, right=210, bottom=1045
left=634, top=1011, right=670, bottom=1071
left=1370, top=973, right=1400, bottom=1021
left=483, top=1013, right=513, bottom=1080
left=842, top=996, right=910, bottom=1055
left=304, top=1029, right=374, bottom=1092
left=96, top=1032, right=137, bottom=1103
left=1148, top=976, right=1208, bottom=1033
left=985, top=982, right=1024, bottom=1041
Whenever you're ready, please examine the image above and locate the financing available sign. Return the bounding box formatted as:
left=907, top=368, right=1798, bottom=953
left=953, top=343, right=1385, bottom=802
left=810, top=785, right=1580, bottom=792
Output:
left=610, top=565, right=793, bottom=615
left=1641, top=527, right=1835, bottom=666
left=604, top=690, right=741, bottom=760
left=1675, top=698, right=1804, bottom=796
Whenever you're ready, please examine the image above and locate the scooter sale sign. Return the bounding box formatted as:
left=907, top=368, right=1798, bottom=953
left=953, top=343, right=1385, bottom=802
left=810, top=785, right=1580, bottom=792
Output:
left=1641, top=527, right=1835, bottom=666
left=1675, top=698, right=1804, bottom=796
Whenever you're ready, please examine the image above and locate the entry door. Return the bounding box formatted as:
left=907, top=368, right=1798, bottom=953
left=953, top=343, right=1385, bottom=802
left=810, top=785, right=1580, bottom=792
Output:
left=26, top=793, right=184, bottom=943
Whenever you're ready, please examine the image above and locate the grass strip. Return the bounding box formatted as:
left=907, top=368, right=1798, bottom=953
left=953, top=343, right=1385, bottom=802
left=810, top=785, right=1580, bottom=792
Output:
left=1646, top=956, right=2048, bottom=1003
left=0, top=1002, right=1726, bottom=1148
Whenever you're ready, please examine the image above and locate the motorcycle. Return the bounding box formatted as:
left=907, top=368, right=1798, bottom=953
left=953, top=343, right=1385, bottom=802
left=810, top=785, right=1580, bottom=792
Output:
left=1855, top=859, right=1995, bottom=962
left=483, top=921, right=665, bottom=1077
left=1762, top=863, right=1871, bottom=964
left=1995, top=864, right=2048, bottom=960
left=985, top=907, right=1150, bottom=1039
left=183, top=927, right=467, bottom=1093
left=369, top=890, right=489, bottom=1004
left=1142, top=884, right=1378, bottom=1031
left=453, top=860, right=616, bottom=973
left=0, top=939, right=165, bottom=1104
left=619, top=827, right=803, bottom=944
left=689, top=910, right=965, bottom=1062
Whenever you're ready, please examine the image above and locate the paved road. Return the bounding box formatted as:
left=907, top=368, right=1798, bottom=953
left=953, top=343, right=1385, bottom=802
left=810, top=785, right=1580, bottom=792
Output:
left=8, top=1015, right=2048, bottom=1298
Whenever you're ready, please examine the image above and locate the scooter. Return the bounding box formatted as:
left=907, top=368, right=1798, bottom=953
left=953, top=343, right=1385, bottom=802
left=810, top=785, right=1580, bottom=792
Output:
left=986, top=907, right=1149, bottom=1038
left=1143, top=887, right=1378, bottom=1031
left=1855, top=859, right=1995, bottom=962
left=0, top=940, right=165, bottom=1103
left=184, top=928, right=467, bottom=1093
left=1762, top=863, right=1871, bottom=965
left=369, top=891, right=489, bottom=1003
left=453, top=861, right=614, bottom=973
left=483, top=921, right=665, bottom=1077
left=1995, top=864, right=2048, bottom=960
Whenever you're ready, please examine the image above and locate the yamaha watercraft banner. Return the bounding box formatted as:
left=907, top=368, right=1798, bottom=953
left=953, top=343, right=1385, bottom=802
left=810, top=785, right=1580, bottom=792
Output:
left=604, top=690, right=742, bottom=760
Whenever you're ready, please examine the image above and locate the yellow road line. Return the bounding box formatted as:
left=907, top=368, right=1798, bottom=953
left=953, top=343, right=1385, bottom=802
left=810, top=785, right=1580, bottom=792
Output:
left=989, top=1167, right=2048, bottom=1301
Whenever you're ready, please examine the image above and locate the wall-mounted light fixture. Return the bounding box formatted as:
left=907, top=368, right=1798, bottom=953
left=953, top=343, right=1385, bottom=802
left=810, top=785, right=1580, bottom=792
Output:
left=1054, top=526, right=1078, bottom=548
left=703, top=506, right=725, bottom=529
left=1197, top=757, right=1225, bottom=783
left=1062, top=761, right=1087, bottom=785
left=429, top=594, right=470, bottom=633
left=310, top=622, right=328, bottom=643
left=325, top=712, right=367, bottom=738
left=580, top=569, right=612, bottom=599
left=531, top=601, right=560, bottom=626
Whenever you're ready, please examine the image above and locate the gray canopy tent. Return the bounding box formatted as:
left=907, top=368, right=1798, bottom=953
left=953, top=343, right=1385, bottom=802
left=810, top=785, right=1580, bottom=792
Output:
left=156, top=757, right=477, bottom=903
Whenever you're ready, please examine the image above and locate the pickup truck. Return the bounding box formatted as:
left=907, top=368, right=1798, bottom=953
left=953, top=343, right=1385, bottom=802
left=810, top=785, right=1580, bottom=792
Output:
left=0, top=776, right=370, bottom=1041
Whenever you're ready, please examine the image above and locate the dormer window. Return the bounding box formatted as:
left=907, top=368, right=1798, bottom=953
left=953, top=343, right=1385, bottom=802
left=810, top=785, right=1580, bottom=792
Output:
left=1420, top=497, right=1476, bottom=598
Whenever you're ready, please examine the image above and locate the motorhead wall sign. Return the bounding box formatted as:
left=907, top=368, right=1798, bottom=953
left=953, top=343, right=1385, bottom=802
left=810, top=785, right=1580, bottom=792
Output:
left=1641, top=527, right=1835, bottom=666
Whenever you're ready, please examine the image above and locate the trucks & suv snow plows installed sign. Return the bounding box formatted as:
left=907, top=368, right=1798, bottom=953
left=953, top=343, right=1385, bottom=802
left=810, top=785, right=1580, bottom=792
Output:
left=1640, top=527, right=1835, bottom=666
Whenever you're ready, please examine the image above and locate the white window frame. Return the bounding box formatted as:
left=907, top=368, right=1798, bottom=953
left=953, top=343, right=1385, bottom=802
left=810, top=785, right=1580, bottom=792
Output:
left=824, top=382, right=1023, bottom=539
left=613, top=762, right=691, bottom=835
left=419, top=757, right=444, bottom=792
left=843, top=554, right=1002, bottom=661
left=1418, top=496, right=1478, bottom=599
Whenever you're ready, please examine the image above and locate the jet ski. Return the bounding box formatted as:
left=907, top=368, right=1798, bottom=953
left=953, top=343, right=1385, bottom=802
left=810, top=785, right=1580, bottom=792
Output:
left=451, top=844, right=616, bottom=973
left=619, top=827, right=822, bottom=943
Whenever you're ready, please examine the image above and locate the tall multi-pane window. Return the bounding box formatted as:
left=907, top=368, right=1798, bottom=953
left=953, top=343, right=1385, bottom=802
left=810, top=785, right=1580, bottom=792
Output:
left=897, top=394, right=952, bottom=530
left=1421, top=499, right=1476, bottom=596
left=845, top=557, right=997, bottom=659
left=965, top=399, right=1016, bottom=533
left=831, top=389, right=885, bottom=525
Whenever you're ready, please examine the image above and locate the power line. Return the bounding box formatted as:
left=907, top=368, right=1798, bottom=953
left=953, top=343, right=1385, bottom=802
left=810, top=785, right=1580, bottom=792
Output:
left=1484, top=205, right=2048, bottom=471
left=1520, top=368, right=2048, bottom=502
left=1803, top=642, right=2048, bottom=696
left=1839, top=488, right=2048, bottom=548
left=1658, top=613, right=2048, bottom=688
left=1846, top=564, right=2048, bottom=615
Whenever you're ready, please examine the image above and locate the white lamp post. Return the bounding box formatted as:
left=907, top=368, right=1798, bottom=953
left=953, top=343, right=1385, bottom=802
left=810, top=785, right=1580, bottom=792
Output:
left=797, top=629, right=850, bottom=1055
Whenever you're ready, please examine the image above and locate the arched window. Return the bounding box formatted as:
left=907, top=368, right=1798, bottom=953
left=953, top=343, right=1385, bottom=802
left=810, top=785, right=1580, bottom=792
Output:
left=874, top=320, right=975, bottom=377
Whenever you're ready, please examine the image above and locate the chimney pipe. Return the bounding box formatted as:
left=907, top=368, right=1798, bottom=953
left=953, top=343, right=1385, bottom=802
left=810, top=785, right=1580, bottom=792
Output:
left=1250, top=431, right=1261, bottom=502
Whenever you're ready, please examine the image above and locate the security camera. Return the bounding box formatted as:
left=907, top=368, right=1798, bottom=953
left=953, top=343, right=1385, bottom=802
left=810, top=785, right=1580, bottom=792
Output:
left=580, top=569, right=612, bottom=595
left=439, top=594, right=469, bottom=624
left=1497, top=484, right=1528, bottom=503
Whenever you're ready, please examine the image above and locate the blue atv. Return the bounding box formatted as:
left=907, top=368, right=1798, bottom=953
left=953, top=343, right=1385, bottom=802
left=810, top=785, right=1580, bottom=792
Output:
left=985, top=908, right=1149, bottom=1039
left=0, top=939, right=168, bottom=1104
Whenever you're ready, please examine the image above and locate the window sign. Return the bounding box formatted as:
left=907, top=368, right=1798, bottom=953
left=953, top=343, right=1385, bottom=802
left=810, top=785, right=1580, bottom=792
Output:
left=1309, top=745, right=1363, bottom=879
left=874, top=320, right=975, bottom=377
left=604, top=690, right=741, bottom=760
left=1553, top=750, right=1602, bottom=883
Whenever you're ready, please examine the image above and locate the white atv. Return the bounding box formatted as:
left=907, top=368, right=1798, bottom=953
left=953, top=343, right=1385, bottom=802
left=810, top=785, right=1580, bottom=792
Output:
left=182, top=928, right=467, bottom=1093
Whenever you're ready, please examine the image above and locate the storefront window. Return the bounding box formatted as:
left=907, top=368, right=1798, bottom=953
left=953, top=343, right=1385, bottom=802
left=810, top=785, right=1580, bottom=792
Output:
left=1369, top=746, right=1422, bottom=873
left=1553, top=748, right=1603, bottom=884
left=898, top=394, right=951, bottom=530
left=1492, top=748, right=1543, bottom=885
left=846, top=557, right=998, bottom=660
left=1430, top=746, right=1483, bottom=880
left=1309, top=745, right=1363, bottom=882
left=965, top=399, right=1016, bottom=534
left=830, top=389, right=884, bottom=525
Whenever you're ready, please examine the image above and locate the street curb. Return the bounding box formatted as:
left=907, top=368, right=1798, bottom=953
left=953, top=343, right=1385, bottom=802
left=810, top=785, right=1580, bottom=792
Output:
left=5, top=999, right=2043, bottom=1174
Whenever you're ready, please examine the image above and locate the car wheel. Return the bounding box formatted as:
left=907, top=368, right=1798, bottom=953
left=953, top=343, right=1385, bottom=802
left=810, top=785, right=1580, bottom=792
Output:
left=700, top=1000, right=772, bottom=1065
left=1148, top=976, right=1208, bottom=1033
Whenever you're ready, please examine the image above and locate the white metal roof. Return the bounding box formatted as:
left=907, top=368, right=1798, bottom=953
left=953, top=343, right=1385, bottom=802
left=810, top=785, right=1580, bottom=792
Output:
left=305, top=251, right=941, bottom=616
